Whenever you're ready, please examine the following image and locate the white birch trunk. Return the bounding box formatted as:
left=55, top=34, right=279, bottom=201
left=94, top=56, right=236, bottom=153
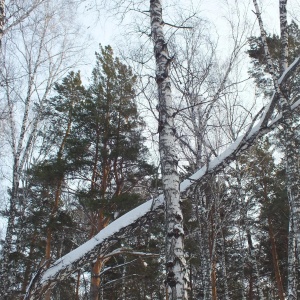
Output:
left=279, top=0, right=288, bottom=73
left=220, top=230, right=230, bottom=300
left=0, top=0, right=4, bottom=47
left=252, top=2, right=300, bottom=297
left=237, top=167, right=263, bottom=298
left=287, top=219, right=297, bottom=299
left=150, top=0, right=187, bottom=298
left=279, top=2, right=300, bottom=298
left=0, top=18, right=49, bottom=296
left=246, top=230, right=265, bottom=299
left=195, top=188, right=212, bottom=300
left=0, top=1, right=83, bottom=297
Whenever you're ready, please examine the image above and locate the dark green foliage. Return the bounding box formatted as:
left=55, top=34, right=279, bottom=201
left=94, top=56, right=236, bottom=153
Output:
left=9, top=45, right=158, bottom=298
left=247, top=21, right=300, bottom=100
left=236, top=139, right=289, bottom=297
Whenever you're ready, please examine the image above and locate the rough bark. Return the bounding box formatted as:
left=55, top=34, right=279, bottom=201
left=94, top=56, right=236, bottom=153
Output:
left=253, top=1, right=300, bottom=298
left=0, top=0, right=4, bottom=47
left=150, top=0, right=187, bottom=298
left=220, top=229, right=230, bottom=300
left=261, top=175, right=285, bottom=300
left=195, top=187, right=212, bottom=300
left=246, top=230, right=265, bottom=299
left=268, top=216, right=285, bottom=300
left=287, top=220, right=297, bottom=299
left=279, top=0, right=288, bottom=73
left=279, top=3, right=300, bottom=299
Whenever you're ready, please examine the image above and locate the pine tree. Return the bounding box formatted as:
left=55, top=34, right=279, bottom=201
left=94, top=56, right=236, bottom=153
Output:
left=66, top=45, right=155, bottom=300
left=6, top=71, right=88, bottom=299
left=247, top=21, right=300, bottom=101
left=242, top=140, right=288, bottom=299
left=247, top=8, right=300, bottom=297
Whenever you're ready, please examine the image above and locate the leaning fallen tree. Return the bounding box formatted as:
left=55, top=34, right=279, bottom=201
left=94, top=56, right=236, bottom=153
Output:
left=25, top=57, right=300, bottom=300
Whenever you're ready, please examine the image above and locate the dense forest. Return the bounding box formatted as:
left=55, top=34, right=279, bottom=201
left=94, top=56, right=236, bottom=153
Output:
left=1, top=0, right=300, bottom=299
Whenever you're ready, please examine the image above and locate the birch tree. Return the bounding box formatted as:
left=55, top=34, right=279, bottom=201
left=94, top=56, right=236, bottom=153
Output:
left=252, top=0, right=300, bottom=298
left=150, top=1, right=187, bottom=298
left=0, top=0, right=4, bottom=47
left=0, top=0, right=49, bottom=50
left=0, top=1, right=84, bottom=298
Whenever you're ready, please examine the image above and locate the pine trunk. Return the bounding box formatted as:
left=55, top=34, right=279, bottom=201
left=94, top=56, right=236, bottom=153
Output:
left=89, top=128, right=110, bottom=300
left=268, top=216, right=285, bottom=299
left=90, top=259, right=105, bottom=300
left=150, top=0, right=187, bottom=298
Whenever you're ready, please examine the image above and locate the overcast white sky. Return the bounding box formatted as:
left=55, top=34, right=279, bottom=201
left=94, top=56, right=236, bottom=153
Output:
left=79, top=0, right=300, bottom=62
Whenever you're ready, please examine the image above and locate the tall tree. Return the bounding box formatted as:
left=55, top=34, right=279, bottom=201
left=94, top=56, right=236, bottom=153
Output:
left=251, top=1, right=300, bottom=298
left=0, top=1, right=83, bottom=298
left=150, top=1, right=187, bottom=298
left=0, top=0, right=4, bottom=47
left=68, top=45, right=154, bottom=300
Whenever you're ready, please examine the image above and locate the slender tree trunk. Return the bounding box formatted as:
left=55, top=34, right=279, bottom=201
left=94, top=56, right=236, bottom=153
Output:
left=253, top=1, right=300, bottom=297
left=209, top=199, right=217, bottom=300
left=268, top=217, right=285, bottom=300
left=268, top=216, right=285, bottom=299
left=75, top=270, right=81, bottom=300
left=279, top=0, right=288, bottom=73
left=195, top=187, right=212, bottom=300
left=90, top=258, right=105, bottom=300
left=287, top=219, right=297, bottom=299
left=246, top=230, right=265, bottom=299
left=261, top=179, right=285, bottom=299
left=21, top=234, right=38, bottom=295
left=248, top=274, right=254, bottom=300
left=89, top=126, right=110, bottom=300
left=283, top=65, right=300, bottom=300
left=0, top=0, right=4, bottom=48
left=211, top=259, right=217, bottom=300
left=150, top=0, right=187, bottom=298
left=279, top=2, right=300, bottom=299
left=0, top=161, right=20, bottom=298
left=220, top=230, right=230, bottom=300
